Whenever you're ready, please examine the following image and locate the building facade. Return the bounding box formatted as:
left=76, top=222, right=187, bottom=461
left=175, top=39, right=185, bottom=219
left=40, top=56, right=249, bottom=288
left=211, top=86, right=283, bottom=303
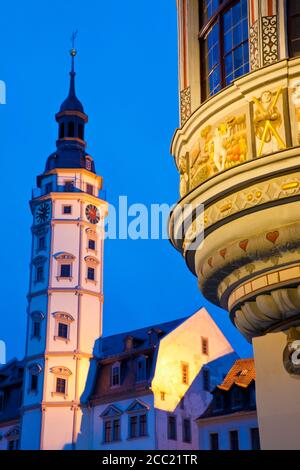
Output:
left=197, top=358, right=260, bottom=450
left=169, top=0, right=300, bottom=449
left=0, top=48, right=239, bottom=449
left=20, top=48, right=107, bottom=450
left=0, top=309, right=238, bottom=450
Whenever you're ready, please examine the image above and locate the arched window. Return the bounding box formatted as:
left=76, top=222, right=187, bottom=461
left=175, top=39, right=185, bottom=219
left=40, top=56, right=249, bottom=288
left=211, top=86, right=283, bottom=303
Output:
left=59, top=123, right=65, bottom=139
left=199, top=0, right=249, bottom=100
left=68, top=121, right=75, bottom=137
left=287, top=0, right=300, bottom=57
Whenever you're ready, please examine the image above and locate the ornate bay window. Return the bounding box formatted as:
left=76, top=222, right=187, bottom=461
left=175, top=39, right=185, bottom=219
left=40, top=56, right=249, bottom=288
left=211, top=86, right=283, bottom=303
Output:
left=200, top=0, right=249, bottom=100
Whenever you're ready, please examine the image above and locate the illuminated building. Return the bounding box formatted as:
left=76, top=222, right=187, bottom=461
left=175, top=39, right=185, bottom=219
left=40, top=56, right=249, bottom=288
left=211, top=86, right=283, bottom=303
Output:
left=0, top=48, right=238, bottom=449
left=169, top=0, right=300, bottom=449
left=197, top=358, right=259, bottom=450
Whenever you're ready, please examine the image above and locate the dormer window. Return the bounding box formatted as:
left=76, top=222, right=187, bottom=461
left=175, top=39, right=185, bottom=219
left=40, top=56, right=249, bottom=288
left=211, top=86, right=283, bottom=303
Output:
left=111, top=362, right=121, bottom=387
left=231, top=387, right=243, bottom=409
left=124, top=335, right=133, bottom=352
left=136, top=356, right=147, bottom=382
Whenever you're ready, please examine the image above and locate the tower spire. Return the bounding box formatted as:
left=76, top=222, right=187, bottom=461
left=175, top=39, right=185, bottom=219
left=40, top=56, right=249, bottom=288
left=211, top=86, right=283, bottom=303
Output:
left=70, top=29, right=78, bottom=74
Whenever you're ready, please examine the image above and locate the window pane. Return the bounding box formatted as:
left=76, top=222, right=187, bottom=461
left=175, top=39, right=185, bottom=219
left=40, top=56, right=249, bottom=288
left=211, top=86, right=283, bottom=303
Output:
left=56, top=378, right=66, bottom=394
left=210, top=433, right=219, bottom=450
left=60, top=264, right=71, bottom=278
left=58, top=323, right=68, bottom=339
left=230, top=430, right=239, bottom=450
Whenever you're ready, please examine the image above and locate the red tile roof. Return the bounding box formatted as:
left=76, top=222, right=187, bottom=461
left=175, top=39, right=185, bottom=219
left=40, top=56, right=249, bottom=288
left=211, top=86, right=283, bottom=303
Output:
left=217, top=358, right=255, bottom=391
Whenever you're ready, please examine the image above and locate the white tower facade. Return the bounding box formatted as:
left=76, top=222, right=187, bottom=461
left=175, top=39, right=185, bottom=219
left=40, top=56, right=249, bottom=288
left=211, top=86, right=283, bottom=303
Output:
left=20, top=50, right=107, bottom=450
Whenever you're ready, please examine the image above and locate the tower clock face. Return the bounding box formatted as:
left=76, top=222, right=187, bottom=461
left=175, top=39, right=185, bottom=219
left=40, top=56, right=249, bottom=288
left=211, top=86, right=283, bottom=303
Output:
left=85, top=204, right=100, bottom=224
left=35, top=202, right=51, bottom=225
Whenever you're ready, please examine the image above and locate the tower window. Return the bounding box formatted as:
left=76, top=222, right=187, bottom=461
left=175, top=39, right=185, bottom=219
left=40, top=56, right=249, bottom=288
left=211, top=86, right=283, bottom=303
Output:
left=58, top=322, right=69, bottom=339
left=60, top=264, right=71, bottom=278
left=160, top=391, right=166, bottom=401
left=38, top=236, right=46, bottom=251
left=56, top=377, right=66, bottom=395
left=88, top=239, right=96, bottom=251
left=168, top=416, right=177, bottom=440
left=36, top=266, right=44, bottom=283
left=45, top=182, right=53, bottom=194
left=199, top=0, right=249, bottom=100
left=87, top=267, right=95, bottom=281
left=68, top=121, right=75, bottom=137
left=59, top=123, right=65, bottom=139
left=64, top=181, right=74, bottom=192
left=86, top=183, right=94, bottom=195
left=78, top=123, right=84, bottom=140
left=63, top=205, right=72, bottom=214
left=30, top=374, right=38, bottom=392
left=32, top=321, right=41, bottom=339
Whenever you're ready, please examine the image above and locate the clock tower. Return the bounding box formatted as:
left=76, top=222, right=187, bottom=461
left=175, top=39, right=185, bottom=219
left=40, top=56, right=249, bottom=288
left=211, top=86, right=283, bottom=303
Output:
left=20, top=48, right=107, bottom=450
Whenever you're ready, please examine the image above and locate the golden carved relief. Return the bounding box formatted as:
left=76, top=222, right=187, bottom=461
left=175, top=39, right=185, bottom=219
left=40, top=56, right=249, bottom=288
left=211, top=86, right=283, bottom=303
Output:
left=253, top=88, right=286, bottom=157
left=179, top=113, right=248, bottom=197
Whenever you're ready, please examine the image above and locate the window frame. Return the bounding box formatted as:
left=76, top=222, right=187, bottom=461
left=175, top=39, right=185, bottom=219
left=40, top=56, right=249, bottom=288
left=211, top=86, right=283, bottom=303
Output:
left=199, top=0, right=249, bottom=101
left=181, top=362, right=190, bottom=385
left=167, top=415, right=177, bottom=441
left=111, top=362, right=121, bottom=388
left=210, top=432, right=219, bottom=450
left=182, top=418, right=192, bottom=443
left=229, top=429, right=239, bottom=450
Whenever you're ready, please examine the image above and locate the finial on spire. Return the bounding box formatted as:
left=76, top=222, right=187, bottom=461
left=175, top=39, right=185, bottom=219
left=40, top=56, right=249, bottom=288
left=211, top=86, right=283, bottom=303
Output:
left=70, top=30, right=78, bottom=73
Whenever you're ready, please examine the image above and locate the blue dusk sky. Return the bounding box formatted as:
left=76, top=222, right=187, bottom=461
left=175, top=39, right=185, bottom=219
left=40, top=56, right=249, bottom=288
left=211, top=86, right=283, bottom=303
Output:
left=0, top=0, right=252, bottom=361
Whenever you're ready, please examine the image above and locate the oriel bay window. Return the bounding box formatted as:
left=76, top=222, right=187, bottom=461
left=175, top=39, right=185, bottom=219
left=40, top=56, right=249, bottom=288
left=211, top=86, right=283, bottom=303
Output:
left=200, top=0, right=249, bottom=100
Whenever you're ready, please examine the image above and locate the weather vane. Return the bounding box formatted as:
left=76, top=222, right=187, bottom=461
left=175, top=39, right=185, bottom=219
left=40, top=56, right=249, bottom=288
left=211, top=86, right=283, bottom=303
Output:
left=70, top=29, right=78, bottom=57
